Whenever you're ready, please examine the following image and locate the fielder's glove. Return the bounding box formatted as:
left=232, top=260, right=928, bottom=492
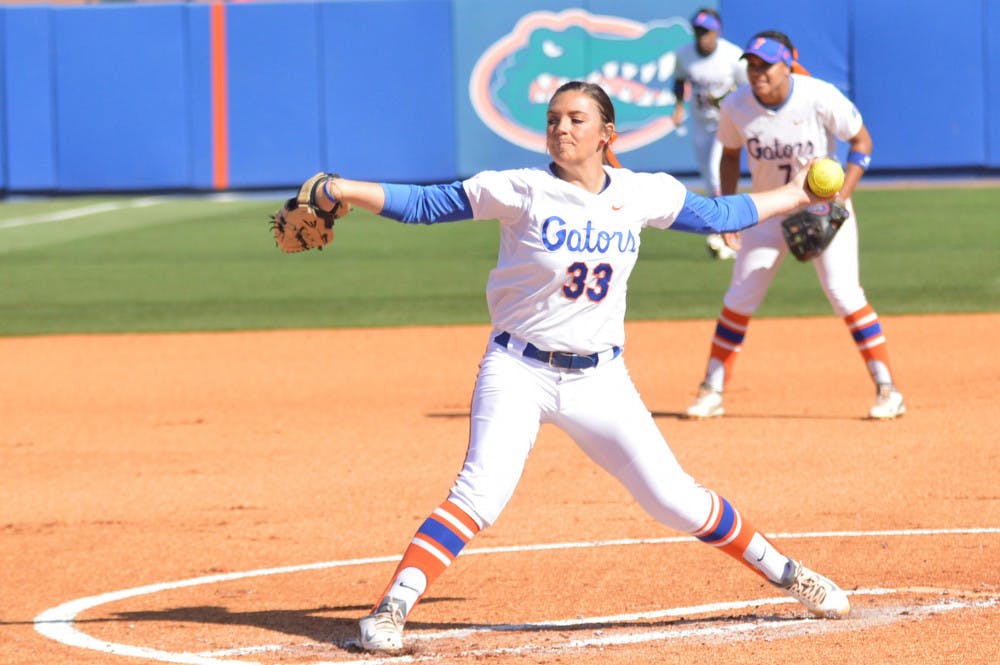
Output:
left=270, top=172, right=350, bottom=253
left=781, top=200, right=850, bottom=262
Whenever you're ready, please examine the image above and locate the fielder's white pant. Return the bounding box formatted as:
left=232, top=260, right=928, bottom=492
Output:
left=448, top=337, right=711, bottom=532
left=691, top=120, right=723, bottom=195
left=723, top=199, right=868, bottom=317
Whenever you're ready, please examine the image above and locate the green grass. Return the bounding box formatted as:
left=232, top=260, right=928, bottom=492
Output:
left=1, top=186, right=997, bottom=336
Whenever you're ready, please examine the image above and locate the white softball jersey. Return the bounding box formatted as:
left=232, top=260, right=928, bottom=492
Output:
left=462, top=166, right=688, bottom=355
left=717, top=74, right=864, bottom=195
left=674, top=38, right=748, bottom=128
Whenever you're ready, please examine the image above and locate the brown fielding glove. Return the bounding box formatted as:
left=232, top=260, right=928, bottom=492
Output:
left=270, top=172, right=350, bottom=253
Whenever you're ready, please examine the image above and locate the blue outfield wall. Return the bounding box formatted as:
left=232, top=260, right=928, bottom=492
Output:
left=0, top=9, right=8, bottom=191
left=322, top=0, right=456, bottom=182
left=986, top=0, right=1000, bottom=168
left=851, top=0, right=987, bottom=169
left=226, top=2, right=327, bottom=189
left=3, top=7, right=58, bottom=191
left=185, top=4, right=214, bottom=190
left=54, top=4, right=192, bottom=191
left=0, top=1, right=997, bottom=194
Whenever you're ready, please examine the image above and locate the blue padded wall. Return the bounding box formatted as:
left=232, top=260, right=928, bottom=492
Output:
left=52, top=5, right=191, bottom=190
left=321, top=0, right=456, bottom=182
left=3, top=7, right=58, bottom=191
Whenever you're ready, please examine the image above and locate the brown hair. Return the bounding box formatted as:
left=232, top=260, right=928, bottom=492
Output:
left=550, top=81, right=621, bottom=167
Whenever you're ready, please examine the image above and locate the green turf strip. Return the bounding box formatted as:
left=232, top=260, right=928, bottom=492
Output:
left=1, top=186, right=997, bottom=336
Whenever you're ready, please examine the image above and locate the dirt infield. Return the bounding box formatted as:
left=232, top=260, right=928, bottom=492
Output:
left=3, top=314, right=998, bottom=664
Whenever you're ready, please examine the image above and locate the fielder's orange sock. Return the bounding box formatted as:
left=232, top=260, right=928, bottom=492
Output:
left=694, top=489, right=790, bottom=583
left=843, top=304, right=895, bottom=386
left=375, top=499, right=482, bottom=615
left=704, top=306, right=752, bottom=391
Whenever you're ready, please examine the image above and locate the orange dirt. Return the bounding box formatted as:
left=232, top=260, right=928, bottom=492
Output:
left=2, top=314, right=998, bottom=664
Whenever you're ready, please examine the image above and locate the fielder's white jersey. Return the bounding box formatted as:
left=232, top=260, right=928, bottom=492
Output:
left=674, top=38, right=747, bottom=126
left=463, top=166, right=688, bottom=354
left=717, top=74, right=864, bottom=194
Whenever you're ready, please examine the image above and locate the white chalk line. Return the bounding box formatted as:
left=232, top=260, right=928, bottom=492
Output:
left=189, top=591, right=999, bottom=665
left=0, top=193, right=264, bottom=230
left=340, top=595, right=996, bottom=665
left=33, top=527, right=1000, bottom=665
left=0, top=198, right=166, bottom=229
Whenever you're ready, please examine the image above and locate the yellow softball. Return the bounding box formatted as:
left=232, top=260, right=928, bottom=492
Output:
left=807, top=158, right=845, bottom=197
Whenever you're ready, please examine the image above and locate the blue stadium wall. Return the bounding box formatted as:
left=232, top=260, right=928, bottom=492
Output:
left=0, top=0, right=997, bottom=193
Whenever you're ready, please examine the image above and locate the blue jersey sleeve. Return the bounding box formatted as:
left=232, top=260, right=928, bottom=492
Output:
left=379, top=182, right=473, bottom=224
left=671, top=191, right=760, bottom=234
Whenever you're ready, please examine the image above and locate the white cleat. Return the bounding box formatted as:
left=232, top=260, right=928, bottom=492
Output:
left=776, top=561, right=851, bottom=619
left=868, top=383, right=906, bottom=419
left=685, top=384, right=724, bottom=419
left=706, top=234, right=737, bottom=260
left=358, top=597, right=406, bottom=652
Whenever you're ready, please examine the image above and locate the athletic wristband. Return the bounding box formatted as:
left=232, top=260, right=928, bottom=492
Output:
left=847, top=151, right=871, bottom=171
left=322, top=177, right=339, bottom=204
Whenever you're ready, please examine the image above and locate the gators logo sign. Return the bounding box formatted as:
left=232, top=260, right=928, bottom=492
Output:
left=470, top=9, right=690, bottom=154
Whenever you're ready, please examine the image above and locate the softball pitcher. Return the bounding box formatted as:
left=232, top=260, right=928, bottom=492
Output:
left=685, top=31, right=906, bottom=421
left=303, top=81, right=851, bottom=653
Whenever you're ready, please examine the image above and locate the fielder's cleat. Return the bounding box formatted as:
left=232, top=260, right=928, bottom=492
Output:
left=775, top=561, right=851, bottom=619
left=706, top=233, right=737, bottom=260
left=685, top=384, right=725, bottom=419
left=358, top=596, right=406, bottom=652
left=868, top=383, right=906, bottom=420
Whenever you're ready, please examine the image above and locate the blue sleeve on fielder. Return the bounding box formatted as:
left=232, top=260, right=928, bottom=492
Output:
left=672, top=191, right=760, bottom=234
left=379, top=182, right=473, bottom=224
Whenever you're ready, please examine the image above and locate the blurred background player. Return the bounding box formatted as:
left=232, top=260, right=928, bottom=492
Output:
left=671, top=8, right=747, bottom=260
left=305, top=81, right=852, bottom=652
left=684, top=31, right=906, bottom=421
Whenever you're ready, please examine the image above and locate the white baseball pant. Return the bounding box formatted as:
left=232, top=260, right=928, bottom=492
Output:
left=448, top=336, right=711, bottom=533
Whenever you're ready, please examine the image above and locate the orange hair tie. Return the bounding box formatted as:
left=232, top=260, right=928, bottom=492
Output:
left=604, top=131, right=622, bottom=168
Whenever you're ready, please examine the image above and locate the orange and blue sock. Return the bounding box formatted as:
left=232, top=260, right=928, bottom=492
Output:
left=844, top=304, right=894, bottom=386
left=694, top=490, right=789, bottom=583
left=376, top=499, right=482, bottom=614
left=705, top=306, right=752, bottom=391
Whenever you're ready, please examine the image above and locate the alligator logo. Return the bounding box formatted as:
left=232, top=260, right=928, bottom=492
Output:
left=470, top=9, right=691, bottom=154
